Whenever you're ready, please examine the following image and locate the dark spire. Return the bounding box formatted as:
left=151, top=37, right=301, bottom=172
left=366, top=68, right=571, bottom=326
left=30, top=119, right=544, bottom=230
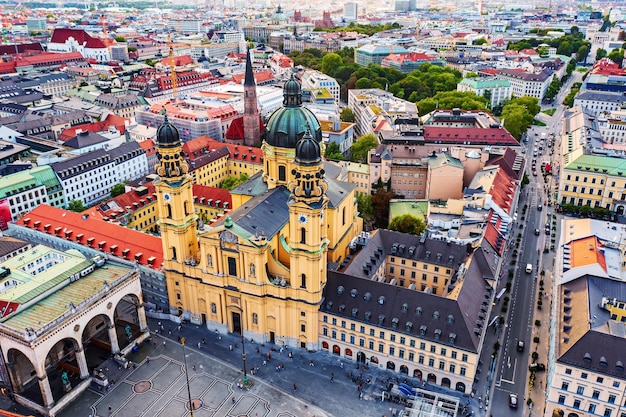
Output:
left=244, top=48, right=255, bottom=87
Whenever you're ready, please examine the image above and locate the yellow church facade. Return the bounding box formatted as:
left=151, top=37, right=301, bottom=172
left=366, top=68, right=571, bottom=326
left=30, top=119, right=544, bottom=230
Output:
left=154, top=75, right=362, bottom=349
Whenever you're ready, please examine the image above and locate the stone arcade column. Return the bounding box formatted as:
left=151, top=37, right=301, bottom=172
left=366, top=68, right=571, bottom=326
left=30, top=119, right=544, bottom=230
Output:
left=74, top=346, right=89, bottom=379
left=108, top=324, right=120, bottom=354
left=36, top=373, right=54, bottom=407
left=137, top=303, right=148, bottom=332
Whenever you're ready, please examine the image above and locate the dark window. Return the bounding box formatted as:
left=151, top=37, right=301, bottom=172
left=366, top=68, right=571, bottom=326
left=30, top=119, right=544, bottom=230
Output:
left=227, top=257, right=237, bottom=276
left=279, top=165, right=286, bottom=181
left=301, top=227, right=306, bottom=244
left=301, top=273, right=306, bottom=289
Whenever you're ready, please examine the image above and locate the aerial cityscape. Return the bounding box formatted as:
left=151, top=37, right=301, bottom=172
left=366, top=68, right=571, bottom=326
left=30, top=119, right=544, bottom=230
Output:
left=0, top=1, right=623, bottom=417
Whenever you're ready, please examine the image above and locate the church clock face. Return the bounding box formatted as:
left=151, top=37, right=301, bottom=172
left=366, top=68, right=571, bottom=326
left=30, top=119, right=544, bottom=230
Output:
left=298, top=214, right=308, bottom=225
left=163, top=192, right=172, bottom=202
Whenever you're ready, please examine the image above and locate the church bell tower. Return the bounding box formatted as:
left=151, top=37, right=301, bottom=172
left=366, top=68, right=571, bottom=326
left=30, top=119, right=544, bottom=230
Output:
left=288, top=128, right=329, bottom=298
left=154, top=115, right=199, bottom=265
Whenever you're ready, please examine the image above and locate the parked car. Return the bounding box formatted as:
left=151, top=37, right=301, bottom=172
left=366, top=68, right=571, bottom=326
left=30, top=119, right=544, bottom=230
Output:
left=509, top=393, right=518, bottom=409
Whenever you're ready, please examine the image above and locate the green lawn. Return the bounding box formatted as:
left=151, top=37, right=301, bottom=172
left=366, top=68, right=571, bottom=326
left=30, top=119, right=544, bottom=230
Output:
left=532, top=119, right=547, bottom=126
left=541, top=108, right=556, bottom=116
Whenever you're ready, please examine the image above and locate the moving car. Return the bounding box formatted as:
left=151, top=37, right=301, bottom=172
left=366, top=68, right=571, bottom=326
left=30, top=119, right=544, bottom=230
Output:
left=526, top=263, right=533, bottom=273
left=516, top=339, right=525, bottom=352
left=509, top=393, right=518, bottom=409
left=534, top=228, right=540, bottom=235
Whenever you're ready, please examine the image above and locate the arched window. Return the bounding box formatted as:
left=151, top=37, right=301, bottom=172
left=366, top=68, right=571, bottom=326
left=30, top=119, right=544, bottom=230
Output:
left=211, top=303, right=217, bottom=314
left=171, top=247, right=177, bottom=260
left=342, top=206, right=346, bottom=225
left=301, top=273, right=307, bottom=289
left=301, top=227, right=306, bottom=244
left=252, top=313, right=258, bottom=324
left=207, top=254, right=213, bottom=267
left=278, top=165, right=286, bottom=181
left=166, top=203, right=172, bottom=219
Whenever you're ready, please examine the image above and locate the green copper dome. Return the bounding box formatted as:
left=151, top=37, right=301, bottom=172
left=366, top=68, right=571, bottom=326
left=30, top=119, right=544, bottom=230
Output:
left=265, top=74, right=322, bottom=149
left=157, top=114, right=181, bottom=149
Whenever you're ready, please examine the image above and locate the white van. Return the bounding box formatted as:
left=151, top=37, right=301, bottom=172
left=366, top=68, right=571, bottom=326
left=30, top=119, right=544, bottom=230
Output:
left=526, top=263, right=533, bottom=273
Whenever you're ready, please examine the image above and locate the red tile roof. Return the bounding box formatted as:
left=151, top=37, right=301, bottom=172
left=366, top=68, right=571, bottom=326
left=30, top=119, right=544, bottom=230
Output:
left=193, top=184, right=232, bottom=208
left=159, top=54, right=194, bottom=67
left=382, top=52, right=439, bottom=64
left=591, top=58, right=626, bottom=76
left=183, top=135, right=263, bottom=164
left=19, top=205, right=163, bottom=269
left=13, top=51, right=85, bottom=68
left=484, top=221, right=506, bottom=255
left=423, top=126, right=518, bottom=146
left=489, top=167, right=516, bottom=215
left=58, top=114, right=129, bottom=142
left=230, top=69, right=275, bottom=85
left=138, top=139, right=157, bottom=156
left=50, top=28, right=107, bottom=49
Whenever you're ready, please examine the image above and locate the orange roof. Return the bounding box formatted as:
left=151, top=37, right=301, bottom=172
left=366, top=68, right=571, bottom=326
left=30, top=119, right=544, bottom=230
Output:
left=59, top=114, right=129, bottom=142
left=159, top=54, right=194, bottom=67
left=192, top=184, right=232, bottom=208
left=230, top=69, right=275, bottom=85
left=569, top=236, right=607, bottom=271
left=183, top=135, right=263, bottom=164
left=489, top=167, right=516, bottom=214
left=19, top=205, right=163, bottom=269
left=138, top=139, right=157, bottom=156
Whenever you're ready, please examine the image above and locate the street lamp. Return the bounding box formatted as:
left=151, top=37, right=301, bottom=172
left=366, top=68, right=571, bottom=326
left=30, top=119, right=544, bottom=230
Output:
left=233, top=305, right=250, bottom=388
left=180, top=337, right=194, bottom=417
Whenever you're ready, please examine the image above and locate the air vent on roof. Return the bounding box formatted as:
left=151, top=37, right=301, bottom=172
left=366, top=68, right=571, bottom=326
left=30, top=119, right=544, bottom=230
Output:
left=432, top=311, right=440, bottom=320
left=583, top=352, right=592, bottom=363
left=617, top=361, right=624, bottom=371
left=378, top=296, right=385, bottom=305
left=600, top=357, right=608, bottom=367
left=337, top=286, right=344, bottom=295
left=350, top=289, right=358, bottom=298
left=364, top=292, right=372, bottom=301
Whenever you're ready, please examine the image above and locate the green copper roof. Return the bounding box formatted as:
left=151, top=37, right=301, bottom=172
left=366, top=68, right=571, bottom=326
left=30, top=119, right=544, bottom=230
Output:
left=0, top=166, right=60, bottom=198
left=565, top=154, right=626, bottom=176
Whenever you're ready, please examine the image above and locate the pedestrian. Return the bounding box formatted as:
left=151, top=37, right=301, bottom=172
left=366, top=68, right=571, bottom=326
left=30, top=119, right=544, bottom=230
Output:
left=232, top=396, right=236, bottom=404
left=330, top=373, right=334, bottom=383
left=280, top=347, right=283, bottom=355
left=146, top=357, right=150, bottom=365
left=293, top=383, right=298, bottom=391
left=202, top=338, right=206, bottom=344
left=108, top=406, right=112, bottom=414
left=267, top=351, right=271, bottom=361
left=153, top=340, right=157, bottom=348
left=263, top=360, right=267, bottom=366
left=229, top=344, right=233, bottom=351
left=163, top=341, right=166, bottom=348
left=309, top=360, right=314, bottom=367
left=177, top=336, right=181, bottom=343
left=340, top=362, right=343, bottom=368
left=192, top=365, right=196, bottom=371
left=197, top=342, right=201, bottom=349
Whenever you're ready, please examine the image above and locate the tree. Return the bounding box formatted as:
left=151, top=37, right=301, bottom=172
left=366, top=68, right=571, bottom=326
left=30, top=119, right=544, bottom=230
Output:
left=220, top=173, right=249, bottom=190
left=351, top=133, right=378, bottom=163
left=340, top=107, right=355, bottom=122
left=68, top=200, right=86, bottom=212
left=111, top=183, right=126, bottom=197
left=416, top=91, right=488, bottom=116
left=321, top=53, right=343, bottom=77
left=388, top=214, right=426, bottom=235
left=371, top=188, right=393, bottom=228
left=324, top=141, right=345, bottom=160
left=473, top=37, right=487, bottom=45
left=114, top=35, right=127, bottom=43
left=607, top=48, right=624, bottom=67
left=552, top=408, right=564, bottom=417
left=356, top=193, right=373, bottom=225
left=596, top=48, right=607, bottom=61
left=576, top=45, right=589, bottom=62
left=128, top=46, right=137, bottom=52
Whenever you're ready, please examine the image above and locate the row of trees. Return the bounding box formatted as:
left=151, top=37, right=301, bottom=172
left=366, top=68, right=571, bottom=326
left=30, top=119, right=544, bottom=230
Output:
left=314, top=22, right=402, bottom=36
left=500, top=96, right=541, bottom=140
left=290, top=48, right=462, bottom=103
left=507, top=26, right=591, bottom=62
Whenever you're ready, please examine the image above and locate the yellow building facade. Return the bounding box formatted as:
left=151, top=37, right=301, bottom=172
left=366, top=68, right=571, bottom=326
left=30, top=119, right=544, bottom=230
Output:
left=155, top=76, right=362, bottom=349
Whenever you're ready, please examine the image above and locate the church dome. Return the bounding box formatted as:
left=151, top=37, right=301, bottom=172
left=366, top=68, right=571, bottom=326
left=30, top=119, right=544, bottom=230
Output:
left=264, top=74, right=322, bottom=149
left=295, top=129, right=321, bottom=165
left=157, top=115, right=181, bottom=148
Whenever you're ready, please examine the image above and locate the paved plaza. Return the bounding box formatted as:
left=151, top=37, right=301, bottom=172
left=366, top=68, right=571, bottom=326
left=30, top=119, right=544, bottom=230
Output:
left=53, top=317, right=405, bottom=417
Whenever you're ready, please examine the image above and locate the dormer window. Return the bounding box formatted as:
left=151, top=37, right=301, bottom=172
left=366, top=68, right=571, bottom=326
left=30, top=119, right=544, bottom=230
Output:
left=391, top=318, right=399, bottom=329
left=419, top=325, right=427, bottom=336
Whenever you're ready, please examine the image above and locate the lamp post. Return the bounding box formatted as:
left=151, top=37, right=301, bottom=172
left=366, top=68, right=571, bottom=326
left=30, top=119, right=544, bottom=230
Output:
left=180, top=337, right=194, bottom=417
left=234, top=304, right=249, bottom=387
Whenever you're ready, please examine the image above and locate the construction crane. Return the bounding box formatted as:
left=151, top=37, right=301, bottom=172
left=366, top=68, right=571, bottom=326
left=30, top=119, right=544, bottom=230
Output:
left=101, top=15, right=111, bottom=59
left=168, top=33, right=179, bottom=101
left=478, top=0, right=484, bottom=25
